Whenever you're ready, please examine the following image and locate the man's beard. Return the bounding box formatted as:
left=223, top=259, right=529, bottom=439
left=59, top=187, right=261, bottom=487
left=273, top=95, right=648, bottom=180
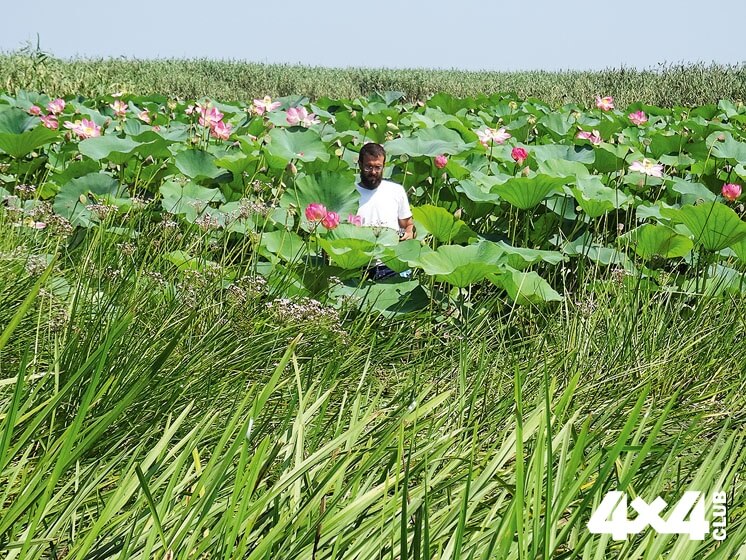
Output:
left=360, top=174, right=382, bottom=189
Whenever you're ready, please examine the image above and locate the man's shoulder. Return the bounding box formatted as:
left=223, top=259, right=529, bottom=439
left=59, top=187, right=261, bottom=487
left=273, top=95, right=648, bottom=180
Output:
left=379, top=179, right=406, bottom=193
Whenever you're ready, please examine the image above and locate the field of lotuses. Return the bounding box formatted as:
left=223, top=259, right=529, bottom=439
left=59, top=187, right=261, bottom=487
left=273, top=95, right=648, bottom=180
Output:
left=1, top=89, right=746, bottom=559
left=2, top=90, right=746, bottom=312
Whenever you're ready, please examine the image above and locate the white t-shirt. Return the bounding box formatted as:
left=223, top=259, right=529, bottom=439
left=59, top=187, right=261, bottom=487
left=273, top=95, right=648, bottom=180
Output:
left=355, top=180, right=412, bottom=231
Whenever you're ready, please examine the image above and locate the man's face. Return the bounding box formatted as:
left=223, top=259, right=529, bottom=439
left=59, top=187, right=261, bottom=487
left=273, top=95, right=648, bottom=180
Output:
left=359, top=154, right=385, bottom=189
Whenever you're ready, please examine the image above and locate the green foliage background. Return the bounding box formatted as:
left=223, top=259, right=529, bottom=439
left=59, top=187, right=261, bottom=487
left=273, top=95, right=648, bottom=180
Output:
left=3, top=54, right=746, bottom=106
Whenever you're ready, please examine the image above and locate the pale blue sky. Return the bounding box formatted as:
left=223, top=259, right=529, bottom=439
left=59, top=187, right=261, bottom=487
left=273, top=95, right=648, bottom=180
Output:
left=2, top=0, right=744, bottom=71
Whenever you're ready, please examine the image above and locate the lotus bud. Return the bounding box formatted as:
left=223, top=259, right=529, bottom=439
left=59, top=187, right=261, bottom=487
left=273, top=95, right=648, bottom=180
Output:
left=286, top=161, right=298, bottom=175
left=321, top=211, right=340, bottom=230
left=305, top=203, right=327, bottom=222
left=722, top=183, right=742, bottom=201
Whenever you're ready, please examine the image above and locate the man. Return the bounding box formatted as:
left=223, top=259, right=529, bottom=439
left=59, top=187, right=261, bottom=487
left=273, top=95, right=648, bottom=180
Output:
left=354, top=142, right=415, bottom=280
left=356, top=143, right=415, bottom=239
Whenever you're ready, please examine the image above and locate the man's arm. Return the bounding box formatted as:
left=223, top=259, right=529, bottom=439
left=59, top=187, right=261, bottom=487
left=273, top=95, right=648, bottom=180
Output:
left=398, top=216, right=415, bottom=240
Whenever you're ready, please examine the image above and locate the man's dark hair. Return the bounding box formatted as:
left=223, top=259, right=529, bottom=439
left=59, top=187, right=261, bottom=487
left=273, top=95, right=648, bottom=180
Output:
left=359, top=142, right=386, bottom=162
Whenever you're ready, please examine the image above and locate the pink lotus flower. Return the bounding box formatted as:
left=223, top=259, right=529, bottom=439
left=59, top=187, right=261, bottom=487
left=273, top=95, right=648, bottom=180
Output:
left=576, top=129, right=602, bottom=145
left=628, top=110, right=648, bottom=125
left=198, top=106, right=224, bottom=128
left=47, top=98, right=65, bottom=115
left=629, top=158, right=664, bottom=178
left=348, top=214, right=363, bottom=226
left=511, top=147, right=528, bottom=165
left=253, top=96, right=281, bottom=115
left=476, top=127, right=511, bottom=147
left=595, top=96, right=615, bottom=111
left=722, top=183, right=742, bottom=201
left=138, top=111, right=151, bottom=124
left=210, top=120, right=232, bottom=140
left=185, top=105, right=196, bottom=115
left=286, top=106, right=319, bottom=127
left=110, top=100, right=128, bottom=118
left=305, top=203, right=328, bottom=222
left=63, top=118, right=101, bottom=139
left=28, top=105, right=42, bottom=116
left=434, top=154, right=448, bottom=169
left=40, top=114, right=58, bottom=129
left=321, top=211, right=340, bottom=230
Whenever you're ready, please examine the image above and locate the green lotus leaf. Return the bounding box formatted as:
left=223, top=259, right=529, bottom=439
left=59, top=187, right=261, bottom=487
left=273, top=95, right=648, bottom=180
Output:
left=412, top=205, right=476, bottom=244
left=592, top=143, right=631, bottom=173
left=265, top=127, right=329, bottom=163
left=329, top=279, right=427, bottom=317
left=326, top=224, right=399, bottom=246
left=174, top=149, right=224, bottom=180
left=621, top=224, right=694, bottom=259
left=564, top=236, right=635, bottom=270
left=681, top=264, right=746, bottom=296
left=160, top=180, right=225, bottom=220
left=455, top=179, right=502, bottom=204
left=490, top=267, right=563, bottom=304
left=217, top=201, right=257, bottom=234
left=163, top=250, right=203, bottom=271
left=661, top=202, right=746, bottom=252
left=496, top=241, right=565, bottom=270
left=379, top=239, right=433, bottom=272
left=0, top=126, right=59, bottom=159
left=711, top=132, right=746, bottom=164
left=0, top=108, right=35, bottom=134
left=538, top=112, right=574, bottom=138
left=649, top=134, right=683, bottom=158
left=528, top=145, right=594, bottom=164
left=494, top=174, right=566, bottom=210
left=52, top=172, right=121, bottom=227
left=259, top=230, right=307, bottom=263
left=215, top=153, right=258, bottom=176
left=537, top=158, right=589, bottom=179
left=571, top=176, right=630, bottom=218
left=281, top=171, right=359, bottom=230
left=730, top=237, right=746, bottom=263
left=317, top=238, right=377, bottom=269
left=666, top=177, right=717, bottom=203
left=412, top=242, right=504, bottom=287
left=79, top=135, right=142, bottom=163
left=384, top=125, right=471, bottom=157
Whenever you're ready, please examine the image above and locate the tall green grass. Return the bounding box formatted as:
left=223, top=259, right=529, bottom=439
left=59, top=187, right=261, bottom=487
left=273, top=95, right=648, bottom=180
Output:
left=1, top=205, right=744, bottom=558
left=2, top=53, right=746, bottom=107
